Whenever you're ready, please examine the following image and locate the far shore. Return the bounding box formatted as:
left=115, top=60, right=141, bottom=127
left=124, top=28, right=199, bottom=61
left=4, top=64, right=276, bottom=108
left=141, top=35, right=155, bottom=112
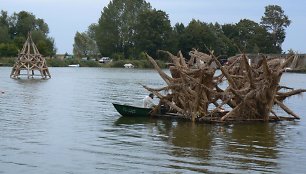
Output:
left=0, top=57, right=167, bottom=69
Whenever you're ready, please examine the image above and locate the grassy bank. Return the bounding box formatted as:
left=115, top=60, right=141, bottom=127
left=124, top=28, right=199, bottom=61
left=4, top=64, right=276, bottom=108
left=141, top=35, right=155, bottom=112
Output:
left=0, top=57, right=16, bottom=66
left=0, top=57, right=166, bottom=69
left=102, top=59, right=166, bottom=68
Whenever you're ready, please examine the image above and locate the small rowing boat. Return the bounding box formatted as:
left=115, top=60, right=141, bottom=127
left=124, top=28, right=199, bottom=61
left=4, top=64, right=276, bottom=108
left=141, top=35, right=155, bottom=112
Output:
left=112, top=103, right=152, bottom=117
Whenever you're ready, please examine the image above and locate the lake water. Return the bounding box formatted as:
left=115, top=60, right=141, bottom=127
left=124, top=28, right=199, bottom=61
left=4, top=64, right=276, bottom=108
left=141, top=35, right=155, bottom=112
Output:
left=0, top=67, right=306, bottom=174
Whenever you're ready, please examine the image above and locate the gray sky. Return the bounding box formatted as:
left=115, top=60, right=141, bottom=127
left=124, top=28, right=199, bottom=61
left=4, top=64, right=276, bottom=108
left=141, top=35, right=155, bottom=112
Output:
left=1, top=0, right=305, bottom=54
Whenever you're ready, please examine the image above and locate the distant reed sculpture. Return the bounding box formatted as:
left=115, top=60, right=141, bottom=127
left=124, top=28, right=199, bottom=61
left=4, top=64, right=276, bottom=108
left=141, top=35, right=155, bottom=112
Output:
left=143, top=49, right=306, bottom=122
left=10, top=33, right=51, bottom=79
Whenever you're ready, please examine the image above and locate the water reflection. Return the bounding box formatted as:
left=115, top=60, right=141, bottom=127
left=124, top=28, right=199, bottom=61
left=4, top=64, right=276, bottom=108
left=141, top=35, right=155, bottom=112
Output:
left=114, top=116, right=153, bottom=125
left=112, top=114, right=292, bottom=173
left=221, top=123, right=279, bottom=172
left=226, top=123, right=278, bottom=156
left=147, top=119, right=282, bottom=173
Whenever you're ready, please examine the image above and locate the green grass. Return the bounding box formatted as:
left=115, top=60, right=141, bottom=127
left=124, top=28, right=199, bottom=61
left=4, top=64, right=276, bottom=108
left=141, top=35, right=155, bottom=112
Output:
left=0, top=57, right=16, bottom=66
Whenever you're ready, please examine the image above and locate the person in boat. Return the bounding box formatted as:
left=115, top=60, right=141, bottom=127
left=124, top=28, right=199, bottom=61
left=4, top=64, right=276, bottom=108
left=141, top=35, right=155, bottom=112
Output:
left=143, top=93, right=156, bottom=108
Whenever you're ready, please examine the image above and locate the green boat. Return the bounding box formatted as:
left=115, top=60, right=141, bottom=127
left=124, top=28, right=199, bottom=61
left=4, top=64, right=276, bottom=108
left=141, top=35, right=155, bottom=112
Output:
left=112, top=103, right=152, bottom=117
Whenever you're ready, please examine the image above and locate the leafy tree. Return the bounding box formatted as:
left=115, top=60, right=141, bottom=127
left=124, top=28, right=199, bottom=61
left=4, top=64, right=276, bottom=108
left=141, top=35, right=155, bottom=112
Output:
left=10, top=11, right=48, bottom=36
left=87, top=23, right=98, bottom=40
left=260, top=5, right=291, bottom=52
left=182, top=20, right=226, bottom=56
left=0, top=10, right=56, bottom=57
left=235, top=19, right=262, bottom=52
left=0, top=10, right=9, bottom=27
left=0, top=10, right=10, bottom=43
left=222, top=24, right=238, bottom=41
left=181, top=20, right=206, bottom=54
left=134, top=9, right=172, bottom=59
left=73, top=31, right=99, bottom=58
left=220, top=24, right=238, bottom=56
left=223, top=19, right=275, bottom=54
left=0, top=43, right=18, bottom=57
left=13, top=11, right=55, bottom=56
left=11, top=11, right=37, bottom=37
left=250, top=24, right=275, bottom=53
left=0, top=26, right=10, bottom=43
left=96, top=0, right=151, bottom=58
left=31, top=30, right=56, bottom=56
left=13, top=36, right=26, bottom=50
left=207, top=22, right=236, bottom=56
left=169, top=23, right=186, bottom=55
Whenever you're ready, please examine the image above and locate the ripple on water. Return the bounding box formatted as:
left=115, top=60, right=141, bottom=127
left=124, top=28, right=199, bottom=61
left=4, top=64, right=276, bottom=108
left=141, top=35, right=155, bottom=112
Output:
left=1, top=68, right=306, bottom=173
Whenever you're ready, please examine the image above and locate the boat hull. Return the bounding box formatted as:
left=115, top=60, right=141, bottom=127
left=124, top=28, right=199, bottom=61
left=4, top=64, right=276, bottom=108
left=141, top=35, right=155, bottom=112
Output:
left=112, top=103, right=152, bottom=117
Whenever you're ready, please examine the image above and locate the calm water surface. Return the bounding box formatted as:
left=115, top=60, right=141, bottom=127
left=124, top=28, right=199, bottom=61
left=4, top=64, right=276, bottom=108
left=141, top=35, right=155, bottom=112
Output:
left=0, top=67, right=306, bottom=173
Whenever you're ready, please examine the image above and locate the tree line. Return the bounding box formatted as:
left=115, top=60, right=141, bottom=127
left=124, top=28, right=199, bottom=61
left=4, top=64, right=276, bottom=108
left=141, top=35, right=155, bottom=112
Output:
left=0, top=1, right=291, bottom=60
left=0, top=10, right=56, bottom=57
left=73, top=0, right=291, bottom=60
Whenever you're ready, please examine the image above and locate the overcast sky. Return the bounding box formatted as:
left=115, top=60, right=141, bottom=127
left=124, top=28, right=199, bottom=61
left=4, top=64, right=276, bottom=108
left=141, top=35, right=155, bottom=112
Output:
left=1, top=0, right=305, bottom=54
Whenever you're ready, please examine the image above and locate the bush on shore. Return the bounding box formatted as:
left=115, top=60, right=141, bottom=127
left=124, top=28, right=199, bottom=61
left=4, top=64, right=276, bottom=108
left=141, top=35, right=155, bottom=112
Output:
left=0, top=57, right=16, bottom=66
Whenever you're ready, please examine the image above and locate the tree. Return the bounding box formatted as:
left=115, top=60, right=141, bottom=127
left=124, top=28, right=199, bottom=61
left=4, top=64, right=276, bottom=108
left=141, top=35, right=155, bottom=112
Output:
left=181, top=20, right=207, bottom=54
left=96, top=0, right=151, bottom=58
left=181, top=20, right=228, bottom=56
left=11, top=11, right=56, bottom=56
left=11, top=11, right=37, bottom=37
left=31, top=30, right=56, bottom=56
left=223, top=19, right=276, bottom=54
left=0, top=10, right=10, bottom=43
left=260, top=5, right=291, bottom=52
left=170, top=23, right=185, bottom=50
left=0, top=43, right=18, bottom=57
left=0, top=10, right=56, bottom=57
left=207, top=22, right=236, bottom=56
left=73, top=31, right=99, bottom=58
left=0, top=26, right=10, bottom=43
left=220, top=24, right=238, bottom=56
left=236, top=19, right=263, bottom=52
left=134, top=9, right=172, bottom=59
left=87, top=23, right=98, bottom=40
